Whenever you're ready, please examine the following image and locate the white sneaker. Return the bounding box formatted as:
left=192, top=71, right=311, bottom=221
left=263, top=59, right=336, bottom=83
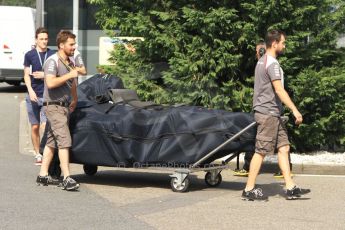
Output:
left=34, top=154, right=43, bottom=166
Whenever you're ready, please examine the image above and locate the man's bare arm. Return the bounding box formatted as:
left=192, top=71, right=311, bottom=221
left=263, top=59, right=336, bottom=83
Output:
left=24, top=67, right=38, bottom=101
left=24, top=67, right=32, bottom=90
left=272, top=80, right=302, bottom=124
left=75, top=66, right=87, bottom=75
left=32, top=71, right=45, bottom=79
left=71, top=79, right=77, bottom=101
left=45, top=69, right=78, bottom=89
left=69, top=79, right=78, bottom=112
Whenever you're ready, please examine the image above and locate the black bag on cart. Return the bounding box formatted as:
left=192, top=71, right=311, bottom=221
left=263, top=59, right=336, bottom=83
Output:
left=77, top=73, right=125, bottom=103
left=70, top=104, right=256, bottom=167
left=69, top=75, right=256, bottom=167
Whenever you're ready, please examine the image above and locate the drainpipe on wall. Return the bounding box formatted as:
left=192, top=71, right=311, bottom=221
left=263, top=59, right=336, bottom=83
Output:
left=73, top=0, right=79, bottom=41
left=35, top=0, right=44, bottom=29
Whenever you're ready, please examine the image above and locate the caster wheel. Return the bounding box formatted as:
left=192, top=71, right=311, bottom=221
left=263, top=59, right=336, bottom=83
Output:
left=205, top=172, right=222, bottom=187
left=170, top=177, right=190, bottom=192
left=83, top=165, right=98, bottom=176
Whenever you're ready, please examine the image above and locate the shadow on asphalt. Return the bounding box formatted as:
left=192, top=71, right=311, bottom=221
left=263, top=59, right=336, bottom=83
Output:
left=0, top=84, right=26, bottom=93
left=72, top=169, right=244, bottom=192
left=71, top=169, right=299, bottom=197
left=256, top=183, right=311, bottom=200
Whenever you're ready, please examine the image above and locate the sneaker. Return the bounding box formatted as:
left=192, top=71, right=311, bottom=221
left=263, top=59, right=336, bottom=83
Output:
left=242, top=188, right=268, bottom=201
left=34, top=154, right=43, bottom=166
left=61, top=176, right=80, bottom=191
left=234, top=169, right=249, bottom=177
left=36, top=175, right=61, bottom=186
left=273, top=171, right=294, bottom=179
left=286, top=186, right=311, bottom=200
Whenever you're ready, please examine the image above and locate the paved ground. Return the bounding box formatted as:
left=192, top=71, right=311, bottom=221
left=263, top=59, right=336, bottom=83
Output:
left=1, top=82, right=345, bottom=229
left=0, top=83, right=151, bottom=229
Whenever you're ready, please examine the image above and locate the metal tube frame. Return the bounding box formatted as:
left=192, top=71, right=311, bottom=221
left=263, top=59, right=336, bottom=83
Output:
left=190, top=121, right=256, bottom=168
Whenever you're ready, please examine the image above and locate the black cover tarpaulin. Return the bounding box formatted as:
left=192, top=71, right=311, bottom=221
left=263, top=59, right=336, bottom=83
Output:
left=69, top=75, right=256, bottom=167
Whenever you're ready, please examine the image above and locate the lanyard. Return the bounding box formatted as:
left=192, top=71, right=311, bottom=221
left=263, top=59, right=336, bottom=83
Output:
left=36, top=49, right=47, bottom=70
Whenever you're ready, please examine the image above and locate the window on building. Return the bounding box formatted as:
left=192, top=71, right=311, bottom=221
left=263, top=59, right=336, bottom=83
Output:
left=44, top=0, right=73, bottom=46
left=79, top=0, right=101, bottom=30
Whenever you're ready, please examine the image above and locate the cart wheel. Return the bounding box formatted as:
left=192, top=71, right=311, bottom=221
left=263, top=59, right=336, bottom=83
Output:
left=83, top=165, right=98, bottom=176
left=170, top=177, right=190, bottom=193
left=205, top=172, right=222, bottom=187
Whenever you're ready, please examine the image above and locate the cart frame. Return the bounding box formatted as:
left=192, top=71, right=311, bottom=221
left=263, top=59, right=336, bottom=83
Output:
left=83, top=121, right=257, bottom=192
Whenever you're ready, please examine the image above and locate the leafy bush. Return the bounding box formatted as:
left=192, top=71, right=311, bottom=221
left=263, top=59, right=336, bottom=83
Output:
left=288, top=67, right=345, bottom=152
left=90, top=0, right=345, bottom=152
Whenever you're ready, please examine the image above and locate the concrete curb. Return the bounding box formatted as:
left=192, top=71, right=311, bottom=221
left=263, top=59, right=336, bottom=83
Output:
left=19, top=100, right=33, bottom=156
left=18, top=100, right=345, bottom=175
left=227, top=161, right=345, bottom=175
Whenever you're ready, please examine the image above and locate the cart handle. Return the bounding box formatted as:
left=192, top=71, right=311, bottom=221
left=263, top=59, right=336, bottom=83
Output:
left=190, top=121, right=257, bottom=169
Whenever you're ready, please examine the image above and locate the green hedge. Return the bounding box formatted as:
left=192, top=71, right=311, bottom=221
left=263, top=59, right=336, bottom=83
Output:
left=91, top=0, right=345, bottom=152
left=288, top=67, right=345, bottom=152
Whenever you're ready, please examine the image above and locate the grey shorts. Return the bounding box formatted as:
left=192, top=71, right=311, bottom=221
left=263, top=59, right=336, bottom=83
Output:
left=254, top=113, right=290, bottom=155
left=45, top=104, right=71, bottom=149
left=25, top=95, right=47, bottom=125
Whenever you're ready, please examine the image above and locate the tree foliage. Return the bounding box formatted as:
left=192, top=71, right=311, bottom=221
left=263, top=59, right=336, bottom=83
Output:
left=0, top=0, right=35, bottom=7
left=89, top=0, right=345, bottom=152
left=289, top=66, right=345, bottom=152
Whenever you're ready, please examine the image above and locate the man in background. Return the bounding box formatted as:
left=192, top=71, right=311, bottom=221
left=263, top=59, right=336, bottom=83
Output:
left=23, top=27, right=55, bottom=165
left=234, top=40, right=265, bottom=177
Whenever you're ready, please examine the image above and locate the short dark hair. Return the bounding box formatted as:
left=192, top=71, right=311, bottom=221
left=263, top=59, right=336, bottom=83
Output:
left=56, top=30, right=76, bottom=49
left=35, top=27, right=48, bottom=38
left=265, top=29, right=286, bottom=48
left=256, top=39, right=265, bottom=46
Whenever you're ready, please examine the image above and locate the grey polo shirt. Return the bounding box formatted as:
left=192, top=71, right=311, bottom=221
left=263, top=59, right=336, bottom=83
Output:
left=43, top=53, right=84, bottom=103
left=253, top=54, right=284, bottom=117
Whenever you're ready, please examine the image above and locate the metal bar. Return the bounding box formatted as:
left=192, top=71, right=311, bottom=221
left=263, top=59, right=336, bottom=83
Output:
left=236, top=153, right=240, bottom=170
left=192, top=164, right=230, bottom=172
left=221, top=151, right=240, bottom=165
left=73, top=0, right=79, bottom=39
left=146, top=164, right=231, bottom=173
left=191, top=121, right=256, bottom=168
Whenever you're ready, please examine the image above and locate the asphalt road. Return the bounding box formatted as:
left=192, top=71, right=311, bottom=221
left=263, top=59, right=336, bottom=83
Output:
left=0, top=82, right=344, bottom=230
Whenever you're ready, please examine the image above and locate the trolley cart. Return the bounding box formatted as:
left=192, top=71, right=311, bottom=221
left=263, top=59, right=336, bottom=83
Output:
left=81, top=121, right=256, bottom=192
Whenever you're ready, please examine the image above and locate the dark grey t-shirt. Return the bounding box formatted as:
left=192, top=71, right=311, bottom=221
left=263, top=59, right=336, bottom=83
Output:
left=43, top=53, right=84, bottom=102
left=253, top=54, right=284, bottom=116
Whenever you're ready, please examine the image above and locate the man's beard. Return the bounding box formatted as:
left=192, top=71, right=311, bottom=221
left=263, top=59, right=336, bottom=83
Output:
left=276, top=50, right=284, bottom=57
left=65, top=50, right=75, bottom=57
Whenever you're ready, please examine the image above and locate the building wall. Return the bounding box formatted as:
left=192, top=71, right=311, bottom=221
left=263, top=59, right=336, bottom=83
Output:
left=44, top=0, right=105, bottom=75
left=78, top=29, right=107, bottom=75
